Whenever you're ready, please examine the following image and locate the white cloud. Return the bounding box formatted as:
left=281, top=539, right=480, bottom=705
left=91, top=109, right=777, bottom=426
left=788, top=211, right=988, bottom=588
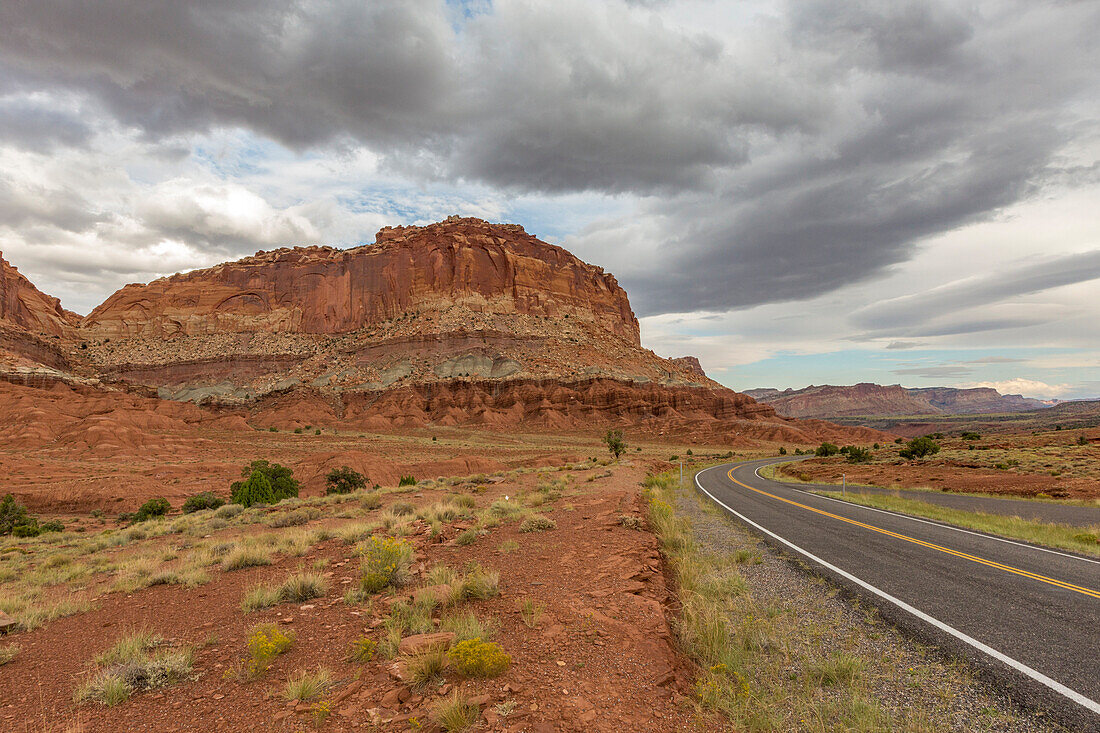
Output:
left=958, top=378, right=1074, bottom=400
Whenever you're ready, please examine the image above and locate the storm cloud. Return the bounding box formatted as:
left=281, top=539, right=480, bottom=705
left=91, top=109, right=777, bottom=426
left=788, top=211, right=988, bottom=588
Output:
left=0, top=0, right=1098, bottom=393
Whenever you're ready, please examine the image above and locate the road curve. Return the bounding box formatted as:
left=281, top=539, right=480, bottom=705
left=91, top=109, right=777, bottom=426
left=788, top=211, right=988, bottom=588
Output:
left=695, top=458, right=1100, bottom=732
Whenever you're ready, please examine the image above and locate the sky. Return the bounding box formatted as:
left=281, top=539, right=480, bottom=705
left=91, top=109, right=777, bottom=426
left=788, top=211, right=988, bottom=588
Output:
left=0, top=0, right=1098, bottom=400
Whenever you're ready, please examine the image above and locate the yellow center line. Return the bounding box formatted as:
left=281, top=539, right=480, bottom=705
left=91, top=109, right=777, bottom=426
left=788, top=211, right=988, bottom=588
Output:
left=727, top=467, right=1100, bottom=600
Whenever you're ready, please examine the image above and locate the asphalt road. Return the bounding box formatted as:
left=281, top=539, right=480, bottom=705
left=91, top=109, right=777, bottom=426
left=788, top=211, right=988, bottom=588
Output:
left=696, top=458, right=1100, bottom=732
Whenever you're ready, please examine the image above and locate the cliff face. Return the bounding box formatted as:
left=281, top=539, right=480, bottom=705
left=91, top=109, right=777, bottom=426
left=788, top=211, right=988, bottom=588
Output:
left=750, top=383, right=1047, bottom=419
left=83, top=217, right=639, bottom=343
left=0, top=253, right=76, bottom=337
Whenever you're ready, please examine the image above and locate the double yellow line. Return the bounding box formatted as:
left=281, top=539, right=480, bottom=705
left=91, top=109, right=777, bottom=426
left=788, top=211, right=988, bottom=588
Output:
left=727, top=468, right=1100, bottom=600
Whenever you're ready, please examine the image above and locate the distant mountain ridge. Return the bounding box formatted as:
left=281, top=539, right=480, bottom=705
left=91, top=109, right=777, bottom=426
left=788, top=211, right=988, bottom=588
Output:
left=744, top=383, right=1048, bottom=419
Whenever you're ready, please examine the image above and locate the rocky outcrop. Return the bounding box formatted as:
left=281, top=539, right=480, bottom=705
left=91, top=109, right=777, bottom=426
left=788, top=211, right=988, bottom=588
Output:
left=670, top=356, right=705, bottom=377
left=748, top=383, right=1048, bottom=419
left=0, top=253, right=76, bottom=337
left=83, top=217, right=639, bottom=343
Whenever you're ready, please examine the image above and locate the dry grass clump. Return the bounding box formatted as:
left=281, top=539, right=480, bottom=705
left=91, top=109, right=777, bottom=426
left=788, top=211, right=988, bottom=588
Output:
left=519, top=598, right=545, bottom=628
left=518, top=515, right=556, bottom=533
left=241, top=571, right=329, bottom=612
left=618, top=515, right=643, bottom=530
left=283, top=666, right=332, bottom=701
left=432, top=690, right=480, bottom=732
left=221, top=545, right=272, bottom=571
left=0, top=644, right=19, bottom=665
left=441, top=611, right=497, bottom=643
left=405, top=646, right=448, bottom=690
left=74, top=629, right=192, bottom=706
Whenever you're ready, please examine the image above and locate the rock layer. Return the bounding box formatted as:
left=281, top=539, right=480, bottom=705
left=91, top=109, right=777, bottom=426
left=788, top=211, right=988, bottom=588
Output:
left=745, top=383, right=1047, bottom=419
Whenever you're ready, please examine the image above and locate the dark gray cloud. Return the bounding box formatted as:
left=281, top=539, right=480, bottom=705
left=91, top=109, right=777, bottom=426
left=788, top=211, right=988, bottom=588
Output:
left=0, top=0, right=1097, bottom=321
left=852, top=249, right=1100, bottom=332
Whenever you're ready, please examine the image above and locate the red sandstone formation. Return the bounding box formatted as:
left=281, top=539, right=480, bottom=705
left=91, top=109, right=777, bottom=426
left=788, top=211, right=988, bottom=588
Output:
left=745, top=383, right=1046, bottom=419
left=83, top=217, right=639, bottom=343
left=0, top=252, right=76, bottom=337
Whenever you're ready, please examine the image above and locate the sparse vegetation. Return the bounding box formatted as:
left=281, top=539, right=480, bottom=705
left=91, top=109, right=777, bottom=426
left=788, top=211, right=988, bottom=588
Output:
left=221, top=545, right=273, bottom=571
left=74, top=630, right=192, bottom=706
left=347, top=636, right=377, bottom=663
left=815, top=442, right=840, bottom=457
left=519, top=598, right=545, bottom=627
left=398, top=475, right=417, bottom=487
left=405, top=645, right=448, bottom=689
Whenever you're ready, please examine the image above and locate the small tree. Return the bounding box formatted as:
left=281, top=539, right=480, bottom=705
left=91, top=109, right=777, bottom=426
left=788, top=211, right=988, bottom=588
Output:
left=815, top=442, right=840, bottom=457
left=846, top=446, right=873, bottom=463
left=0, top=493, right=32, bottom=536
left=326, top=466, right=367, bottom=495
left=603, top=429, right=627, bottom=459
left=778, top=446, right=787, bottom=455
left=230, top=460, right=299, bottom=506
left=1077, top=434, right=1089, bottom=446
left=960, top=432, right=981, bottom=441
left=899, top=436, right=940, bottom=460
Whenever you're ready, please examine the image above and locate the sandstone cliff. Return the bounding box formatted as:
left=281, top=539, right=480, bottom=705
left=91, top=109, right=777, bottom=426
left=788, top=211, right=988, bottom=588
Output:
left=0, top=252, right=78, bottom=370
left=84, top=217, right=638, bottom=342
left=77, top=218, right=711, bottom=398
left=748, top=383, right=1047, bottom=419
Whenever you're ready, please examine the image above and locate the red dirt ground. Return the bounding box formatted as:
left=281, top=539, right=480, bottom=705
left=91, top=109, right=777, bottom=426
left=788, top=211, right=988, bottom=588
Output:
left=0, top=462, right=721, bottom=732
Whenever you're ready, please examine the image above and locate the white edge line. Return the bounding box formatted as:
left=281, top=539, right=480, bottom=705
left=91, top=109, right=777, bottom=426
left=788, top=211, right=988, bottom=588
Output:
left=752, top=462, right=1100, bottom=567
left=694, top=463, right=1100, bottom=717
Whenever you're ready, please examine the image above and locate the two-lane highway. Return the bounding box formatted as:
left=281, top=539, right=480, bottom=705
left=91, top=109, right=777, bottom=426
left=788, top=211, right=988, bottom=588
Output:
left=696, top=459, right=1100, bottom=731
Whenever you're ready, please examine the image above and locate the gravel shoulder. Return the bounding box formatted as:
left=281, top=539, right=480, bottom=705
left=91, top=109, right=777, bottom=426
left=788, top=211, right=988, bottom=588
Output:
left=675, top=476, right=1067, bottom=733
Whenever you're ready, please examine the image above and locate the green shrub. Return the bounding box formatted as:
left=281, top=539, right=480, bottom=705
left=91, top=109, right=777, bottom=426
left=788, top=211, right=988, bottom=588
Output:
left=39, top=519, right=65, bottom=533
left=231, top=460, right=299, bottom=506
left=845, top=447, right=873, bottom=464
left=778, top=446, right=786, bottom=455
left=230, top=460, right=299, bottom=506
left=447, top=638, right=511, bottom=677
left=815, top=443, right=840, bottom=457
left=182, top=492, right=225, bottom=513
left=960, top=432, right=981, bottom=441
left=326, top=466, right=367, bottom=495
left=398, top=475, right=417, bottom=487
left=0, top=494, right=33, bottom=536
left=13, top=521, right=40, bottom=537
left=134, top=497, right=171, bottom=522
left=899, top=436, right=940, bottom=460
